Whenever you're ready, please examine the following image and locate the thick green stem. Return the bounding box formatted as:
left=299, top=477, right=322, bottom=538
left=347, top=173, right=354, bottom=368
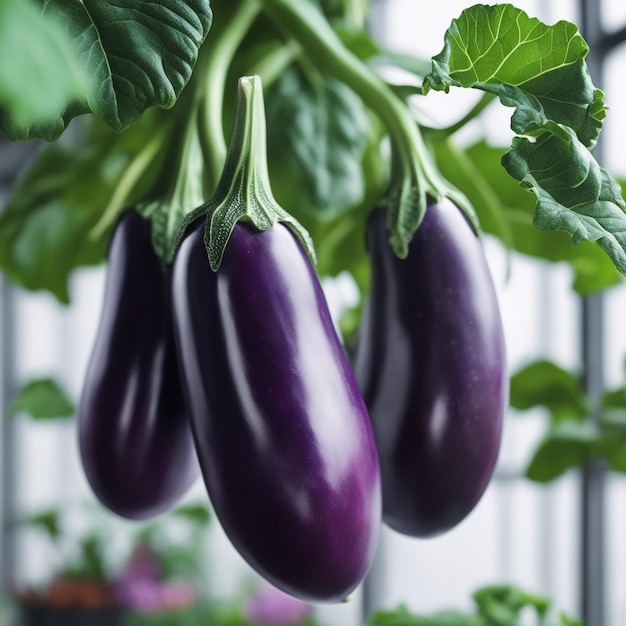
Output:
left=198, top=0, right=262, bottom=192
left=249, top=40, right=301, bottom=89
left=89, top=124, right=169, bottom=240
left=199, top=75, right=315, bottom=271
left=261, top=0, right=475, bottom=254
left=426, top=93, right=497, bottom=140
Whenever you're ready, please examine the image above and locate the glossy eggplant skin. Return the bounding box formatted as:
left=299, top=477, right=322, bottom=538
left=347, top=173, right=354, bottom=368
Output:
left=172, top=221, right=381, bottom=603
left=78, top=212, right=198, bottom=520
left=354, top=198, right=507, bottom=538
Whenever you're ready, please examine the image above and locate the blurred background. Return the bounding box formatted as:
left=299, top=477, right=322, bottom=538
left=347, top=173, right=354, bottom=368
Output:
left=2, top=0, right=626, bottom=625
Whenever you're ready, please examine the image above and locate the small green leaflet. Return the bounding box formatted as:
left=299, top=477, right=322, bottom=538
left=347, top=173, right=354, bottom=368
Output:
left=0, top=0, right=87, bottom=132
left=423, top=4, right=626, bottom=277
left=3, top=0, right=213, bottom=141
left=9, top=378, right=75, bottom=420
left=171, top=503, right=212, bottom=527
left=18, top=510, right=61, bottom=541
left=525, top=420, right=598, bottom=483
left=473, top=585, right=550, bottom=623
left=509, top=359, right=587, bottom=421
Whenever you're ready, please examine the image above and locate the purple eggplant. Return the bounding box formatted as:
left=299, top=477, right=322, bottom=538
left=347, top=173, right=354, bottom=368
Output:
left=354, top=198, right=507, bottom=538
left=172, top=219, right=381, bottom=602
left=78, top=211, right=198, bottom=520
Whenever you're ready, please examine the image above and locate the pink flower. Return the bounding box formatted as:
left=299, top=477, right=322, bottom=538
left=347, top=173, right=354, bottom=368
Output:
left=115, top=579, right=198, bottom=613
left=245, top=582, right=312, bottom=626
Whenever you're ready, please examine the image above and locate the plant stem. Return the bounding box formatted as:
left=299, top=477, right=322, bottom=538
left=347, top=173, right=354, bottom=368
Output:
left=260, top=0, right=474, bottom=256
left=426, top=93, right=497, bottom=140
left=198, top=0, right=262, bottom=193
left=249, top=40, right=301, bottom=89
left=89, top=125, right=169, bottom=241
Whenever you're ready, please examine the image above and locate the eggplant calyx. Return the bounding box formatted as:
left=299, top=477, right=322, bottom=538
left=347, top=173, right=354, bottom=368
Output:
left=200, top=75, right=316, bottom=271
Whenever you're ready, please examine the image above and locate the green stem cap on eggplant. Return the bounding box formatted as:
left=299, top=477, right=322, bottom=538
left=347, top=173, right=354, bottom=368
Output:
left=177, top=75, right=316, bottom=272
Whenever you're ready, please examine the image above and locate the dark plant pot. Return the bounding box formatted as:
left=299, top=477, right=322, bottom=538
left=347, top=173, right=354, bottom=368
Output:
left=17, top=604, right=126, bottom=626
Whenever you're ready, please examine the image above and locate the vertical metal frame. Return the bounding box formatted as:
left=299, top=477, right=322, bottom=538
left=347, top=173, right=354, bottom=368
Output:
left=578, top=0, right=626, bottom=624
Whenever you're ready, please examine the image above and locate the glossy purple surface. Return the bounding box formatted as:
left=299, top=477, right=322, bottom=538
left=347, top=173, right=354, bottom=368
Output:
left=354, top=198, right=507, bottom=538
left=78, top=212, right=198, bottom=520
left=172, top=221, right=381, bottom=603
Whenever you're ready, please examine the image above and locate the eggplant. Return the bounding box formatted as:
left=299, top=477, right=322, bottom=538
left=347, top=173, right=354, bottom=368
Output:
left=78, top=211, right=198, bottom=520
left=172, top=219, right=381, bottom=602
left=354, top=198, right=507, bottom=538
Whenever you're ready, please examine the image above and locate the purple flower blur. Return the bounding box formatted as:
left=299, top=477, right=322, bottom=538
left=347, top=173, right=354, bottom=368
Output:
left=113, top=543, right=198, bottom=613
left=245, top=582, right=312, bottom=626
left=116, top=579, right=198, bottom=613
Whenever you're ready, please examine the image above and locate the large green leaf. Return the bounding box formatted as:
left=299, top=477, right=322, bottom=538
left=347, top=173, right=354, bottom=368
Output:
left=3, top=0, right=213, bottom=140
left=0, top=0, right=87, bottom=131
left=423, top=4, right=626, bottom=278
left=266, top=66, right=369, bottom=218
left=423, top=4, right=604, bottom=147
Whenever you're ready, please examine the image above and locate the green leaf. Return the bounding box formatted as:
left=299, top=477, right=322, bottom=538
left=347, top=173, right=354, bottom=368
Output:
left=431, top=139, right=623, bottom=295
left=473, top=585, right=550, bottom=625
left=525, top=420, right=598, bottom=483
left=503, top=129, right=626, bottom=276
left=266, top=65, right=370, bottom=218
left=423, top=4, right=604, bottom=147
left=17, top=510, right=61, bottom=542
left=367, top=606, right=480, bottom=626
left=509, top=360, right=586, bottom=422
left=556, top=615, right=583, bottom=626
left=171, top=503, right=212, bottom=527
left=593, top=432, right=626, bottom=473
left=6, top=0, right=213, bottom=140
left=65, top=535, right=107, bottom=581
left=423, top=4, right=626, bottom=277
left=0, top=0, right=87, bottom=133
left=9, top=378, right=74, bottom=420
left=0, top=109, right=169, bottom=303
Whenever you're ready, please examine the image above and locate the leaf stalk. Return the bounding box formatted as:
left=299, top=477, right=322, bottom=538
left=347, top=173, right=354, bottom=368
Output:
left=260, top=0, right=475, bottom=256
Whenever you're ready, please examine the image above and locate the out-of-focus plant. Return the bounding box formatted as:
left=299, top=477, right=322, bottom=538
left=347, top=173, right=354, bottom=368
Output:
left=12, top=501, right=211, bottom=613
left=510, top=357, right=626, bottom=482
left=124, top=579, right=320, bottom=626
left=367, top=584, right=580, bottom=626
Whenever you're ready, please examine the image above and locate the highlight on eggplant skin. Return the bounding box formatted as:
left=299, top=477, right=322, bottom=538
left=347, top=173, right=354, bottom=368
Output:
left=354, top=197, right=507, bottom=538
left=172, top=220, right=381, bottom=603
left=78, top=211, right=198, bottom=521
